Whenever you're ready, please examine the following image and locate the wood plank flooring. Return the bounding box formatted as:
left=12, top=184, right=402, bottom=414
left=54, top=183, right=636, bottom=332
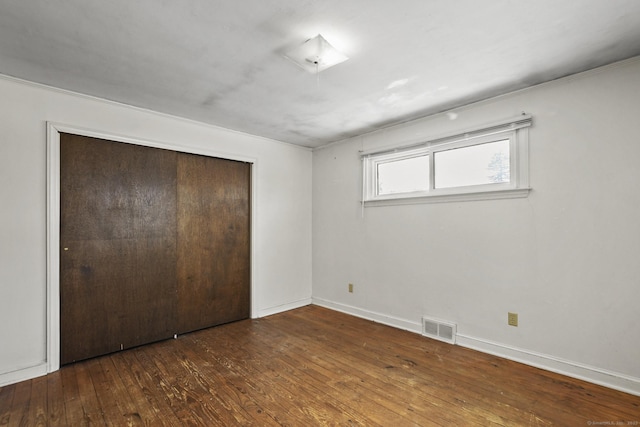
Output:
left=1, top=305, right=639, bottom=426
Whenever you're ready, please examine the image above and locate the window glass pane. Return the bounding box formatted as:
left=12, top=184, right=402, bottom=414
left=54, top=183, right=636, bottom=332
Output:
left=377, top=155, right=429, bottom=195
left=434, top=139, right=510, bottom=189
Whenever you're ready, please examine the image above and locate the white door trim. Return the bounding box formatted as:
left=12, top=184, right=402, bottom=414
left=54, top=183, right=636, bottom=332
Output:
left=46, top=122, right=258, bottom=373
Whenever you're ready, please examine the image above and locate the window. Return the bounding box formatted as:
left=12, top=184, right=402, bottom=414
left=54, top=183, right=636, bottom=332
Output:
left=434, top=137, right=510, bottom=189
left=377, top=152, right=429, bottom=195
left=362, top=115, right=531, bottom=205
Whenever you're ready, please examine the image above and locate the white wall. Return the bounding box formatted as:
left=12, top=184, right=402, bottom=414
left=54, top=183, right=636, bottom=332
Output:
left=312, top=57, right=640, bottom=395
left=0, top=76, right=312, bottom=385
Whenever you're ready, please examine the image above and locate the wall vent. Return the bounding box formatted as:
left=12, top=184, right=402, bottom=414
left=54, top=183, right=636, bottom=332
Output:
left=421, top=317, right=457, bottom=344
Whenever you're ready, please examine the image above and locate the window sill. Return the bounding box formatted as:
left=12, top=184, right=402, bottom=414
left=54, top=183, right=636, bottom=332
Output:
left=363, top=187, right=531, bottom=207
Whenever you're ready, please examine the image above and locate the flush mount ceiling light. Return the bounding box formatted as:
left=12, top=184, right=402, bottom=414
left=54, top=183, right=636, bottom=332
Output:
left=284, top=34, right=349, bottom=74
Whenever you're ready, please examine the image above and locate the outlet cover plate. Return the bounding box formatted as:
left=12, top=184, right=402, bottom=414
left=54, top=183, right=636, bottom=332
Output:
left=508, top=312, right=518, bottom=327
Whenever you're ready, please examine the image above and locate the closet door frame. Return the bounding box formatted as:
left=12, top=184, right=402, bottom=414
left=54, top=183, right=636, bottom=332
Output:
left=46, top=122, right=257, bottom=373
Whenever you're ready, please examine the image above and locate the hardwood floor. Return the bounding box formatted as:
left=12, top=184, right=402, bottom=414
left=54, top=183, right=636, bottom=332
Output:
left=1, top=305, right=638, bottom=426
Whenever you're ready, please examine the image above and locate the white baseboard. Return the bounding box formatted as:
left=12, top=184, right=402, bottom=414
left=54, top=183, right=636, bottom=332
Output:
left=0, top=363, right=47, bottom=387
left=5, top=299, right=638, bottom=397
left=257, top=297, right=312, bottom=318
left=456, top=334, right=640, bottom=397
left=312, top=297, right=422, bottom=333
left=312, top=298, right=640, bottom=397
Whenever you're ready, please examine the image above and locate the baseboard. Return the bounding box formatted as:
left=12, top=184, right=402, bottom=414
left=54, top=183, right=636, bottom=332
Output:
left=0, top=363, right=47, bottom=387
left=5, top=300, right=638, bottom=396
left=456, top=334, right=640, bottom=397
left=311, top=298, right=640, bottom=397
left=257, top=297, right=312, bottom=318
left=312, top=297, right=422, bottom=333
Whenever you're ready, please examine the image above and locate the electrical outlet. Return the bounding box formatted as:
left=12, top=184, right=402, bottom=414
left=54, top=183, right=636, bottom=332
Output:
left=348, top=283, right=354, bottom=293
left=508, top=312, right=518, bottom=327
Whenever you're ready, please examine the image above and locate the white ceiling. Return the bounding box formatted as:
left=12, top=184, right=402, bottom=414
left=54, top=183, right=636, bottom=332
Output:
left=1, top=1, right=640, bottom=148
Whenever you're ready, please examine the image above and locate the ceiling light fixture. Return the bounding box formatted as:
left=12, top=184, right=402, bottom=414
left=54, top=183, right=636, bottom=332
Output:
left=284, top=34, right=349, bottom=74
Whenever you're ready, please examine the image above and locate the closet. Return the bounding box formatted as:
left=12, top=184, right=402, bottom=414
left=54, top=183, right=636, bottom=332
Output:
left=59, top=133, right=250, bottom=364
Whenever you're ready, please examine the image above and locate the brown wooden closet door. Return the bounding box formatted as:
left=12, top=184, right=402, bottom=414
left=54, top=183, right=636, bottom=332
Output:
left=176, top=154, right=250, bottom=333
left=59, top=134, right=177, bottom=364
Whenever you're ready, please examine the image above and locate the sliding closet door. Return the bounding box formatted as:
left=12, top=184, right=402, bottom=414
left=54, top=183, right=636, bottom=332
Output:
left=59, top=134, right=178, bottom=365
left=176, top=154, right=251, bottom=333
left=60, top=133, right=251, bottom=364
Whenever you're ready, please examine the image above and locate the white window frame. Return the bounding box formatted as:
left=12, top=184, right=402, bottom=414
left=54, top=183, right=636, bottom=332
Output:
left=362, top=115, right=532, bottom=206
